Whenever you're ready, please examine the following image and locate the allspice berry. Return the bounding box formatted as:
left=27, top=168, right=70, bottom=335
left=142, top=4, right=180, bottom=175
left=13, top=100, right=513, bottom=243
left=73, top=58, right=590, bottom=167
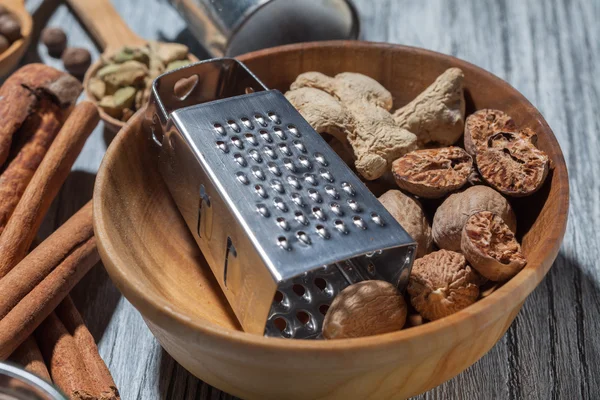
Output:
left=0, top=35, right=9, bottom=54
left=41, top=27, right=67, bottom=57
left=62, top=47, right=92, bottom=77
left=0, top=14, right=21, bottom=42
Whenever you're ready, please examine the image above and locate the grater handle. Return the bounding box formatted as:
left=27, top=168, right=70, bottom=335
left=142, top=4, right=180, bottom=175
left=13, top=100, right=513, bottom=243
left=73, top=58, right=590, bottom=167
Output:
left=144, top=58, right=269, bottom=147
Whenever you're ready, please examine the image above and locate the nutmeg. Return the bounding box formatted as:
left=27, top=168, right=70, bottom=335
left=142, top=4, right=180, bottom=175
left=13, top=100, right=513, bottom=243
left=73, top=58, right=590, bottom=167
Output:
left=0, top=14, right=21, bottom=43
left=62, top=47, right=92, bottom=77
left=41, top=27, right=67, bottom=57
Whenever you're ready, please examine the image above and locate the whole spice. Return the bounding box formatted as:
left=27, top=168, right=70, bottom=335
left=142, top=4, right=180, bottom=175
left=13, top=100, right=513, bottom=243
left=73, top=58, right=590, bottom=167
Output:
left=432, top=185, right=516, bottom=251
left=62, top=47, right=92, bottom=77
left=0, top=98, right=67, bottom=235
left=393, top=68, right=465, bottom=146
left=0, top=202, right=97, bottom=360
left=91, top=42, right=191, bottom=122
left=407, top=250, right=480, bottom=321
left=461, top=211, right=527, bottom=281
left=36, top=312, right=97, bottom=397
left=287, top=73, right=417, bottom=180
left=0, top=13, right=21, bottom=42
left=322, top=281, right=407, bottom=339
left=0, top=64, right=79, bottom=168
left=41, top=27, right=67, bottom=57
left=378, top=190, right=433, bottom=258
left=36, top=296, right=120, bottom=399
left=8, top=336, right=51, bottom=382
left=0, top=102, right=99, bottom=279
left=477, top=130, right=550, bottom=196
left=464, top=108, right=516, bottom=156
left=290, top=71, right=393, bottom=110
left=391, top=147, right=473, bottom=198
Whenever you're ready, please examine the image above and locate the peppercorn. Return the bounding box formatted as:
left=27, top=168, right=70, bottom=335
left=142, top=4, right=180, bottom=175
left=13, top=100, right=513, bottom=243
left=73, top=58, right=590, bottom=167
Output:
left=41, top=27, right=67, bottom=58
left=0, top=14, right=21, bottom=42
left=62, top=47, right=92, bottom=77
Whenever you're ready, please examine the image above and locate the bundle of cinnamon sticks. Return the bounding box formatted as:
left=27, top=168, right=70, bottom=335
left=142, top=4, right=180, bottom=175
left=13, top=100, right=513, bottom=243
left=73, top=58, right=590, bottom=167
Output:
left=0, top=65, right=120, bottom=399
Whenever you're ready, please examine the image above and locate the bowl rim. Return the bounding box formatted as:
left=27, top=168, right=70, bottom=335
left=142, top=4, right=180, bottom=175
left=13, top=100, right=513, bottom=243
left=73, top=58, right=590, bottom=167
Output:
left=94, top=40, right=569, bottom=353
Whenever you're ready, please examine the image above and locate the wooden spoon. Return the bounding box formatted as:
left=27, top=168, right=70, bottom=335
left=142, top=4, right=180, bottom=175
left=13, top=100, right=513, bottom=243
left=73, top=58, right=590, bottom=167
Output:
left=0, top=0, right=32, bottom=77
left=66, top=0, right=197, bottom=133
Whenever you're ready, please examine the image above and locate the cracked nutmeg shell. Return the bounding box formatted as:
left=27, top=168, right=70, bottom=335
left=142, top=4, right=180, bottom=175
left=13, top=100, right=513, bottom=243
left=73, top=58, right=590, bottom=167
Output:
left=477, top=130, right=550, bottom=197
left=392, top=146, right=473, bottom=198
left=407, top=250, right=480, bottom=321
left=464, top=109, right=516, bottom=156
left=432, top=185, right=516, bottom=252
left=461, top=211, right=527, bottom=282
left=322, top=281, right=407, bottom=339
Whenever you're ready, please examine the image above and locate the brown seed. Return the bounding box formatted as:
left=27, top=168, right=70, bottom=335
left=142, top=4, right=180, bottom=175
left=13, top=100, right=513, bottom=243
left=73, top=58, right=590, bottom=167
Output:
left=41, top=27, right=67, bottom=57
left=432, top=185, right=516, bottom=252
left=0, top=14, right=21, bottom=42
left=464, top=109, right=516, bottom=156
left=62, top=48, right=92, bottom=77
left=392, top=146, right=473, bottom=198
left=407, top=250, right=480, bottom=321
left=0, top=35, right=9, bottom=53
left=477, top=130, right=550, bottom=197
left=378, top=190, right=433, bottom=258
left=322, top=281, right=407, bottom=339
left=461, top=211, right=526, bottom=282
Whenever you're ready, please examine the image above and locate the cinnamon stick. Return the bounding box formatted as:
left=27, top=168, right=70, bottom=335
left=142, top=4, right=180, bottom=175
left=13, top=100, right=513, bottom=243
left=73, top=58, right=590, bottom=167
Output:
left=8, top=336, right=51, bottom=382
left=35, top=312, right=97, bottom=399
left=0, top=98, right=66, bottom=235
left=0, top=64, right=82, bottom=168
left=0, top=201, right=94, bottom=319
left=0, top=101, right=99, bottom=278
left=0, top=202, right=98, bottom=360
left=53, top=296, right=120, bottom=399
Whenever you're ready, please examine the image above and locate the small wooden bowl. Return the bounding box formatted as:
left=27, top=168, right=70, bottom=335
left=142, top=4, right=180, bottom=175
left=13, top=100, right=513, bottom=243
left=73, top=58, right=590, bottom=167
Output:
left=93, top=41, right=569, bottom=399
left=0, top=0, right=32, bottom=78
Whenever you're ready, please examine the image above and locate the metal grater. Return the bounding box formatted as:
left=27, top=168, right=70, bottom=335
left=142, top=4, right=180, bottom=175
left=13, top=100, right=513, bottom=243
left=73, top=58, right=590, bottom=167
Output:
left=144, top=58, right=417, bottom=339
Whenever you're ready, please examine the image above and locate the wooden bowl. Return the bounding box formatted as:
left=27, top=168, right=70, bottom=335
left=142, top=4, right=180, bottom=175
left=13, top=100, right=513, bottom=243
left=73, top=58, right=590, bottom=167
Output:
left=93, top=41, right=569, bottom=399
left=0, top=0, right=32, bottom=78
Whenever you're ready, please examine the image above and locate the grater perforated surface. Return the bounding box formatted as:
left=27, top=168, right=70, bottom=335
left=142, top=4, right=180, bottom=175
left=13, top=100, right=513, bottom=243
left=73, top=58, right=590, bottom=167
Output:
left=170, top=90, right=415, bottom=338
left=146, top=59, right=415, bottom=339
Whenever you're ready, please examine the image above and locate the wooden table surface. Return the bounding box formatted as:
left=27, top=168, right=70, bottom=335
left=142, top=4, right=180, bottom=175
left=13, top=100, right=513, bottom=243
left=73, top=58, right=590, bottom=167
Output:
left=14, top=0, right=599, bottom=398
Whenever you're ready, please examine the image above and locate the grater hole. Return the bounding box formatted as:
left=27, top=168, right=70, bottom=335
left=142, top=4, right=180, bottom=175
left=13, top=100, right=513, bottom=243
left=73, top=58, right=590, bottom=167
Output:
left=292, top=284, right=306, bottom=297
left=173, top=74, right=199, bottom=100
left=319, top=304, right=329, bottom=315
left=288, top=124, right=300, bottom=137
left=273, top=317, right=287, bottom=332
left=213, top=123, right=225, bottom=136
left=228, top=120, right=241, bottom=132
left=274, top=291, right=284, bottom=303
left=241, top=117, right=253, bottom=130
left=314, top=278, right=327, bottom=291
left=296, top=311, right=310, bottom=325
left=267, top=112, right=280, bottom=124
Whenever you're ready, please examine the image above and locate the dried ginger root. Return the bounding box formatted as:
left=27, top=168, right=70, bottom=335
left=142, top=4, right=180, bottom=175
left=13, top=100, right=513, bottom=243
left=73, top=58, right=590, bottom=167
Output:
left=287, top=72, right=417, bottom=180
left=393, top=68, right=465, bottom=146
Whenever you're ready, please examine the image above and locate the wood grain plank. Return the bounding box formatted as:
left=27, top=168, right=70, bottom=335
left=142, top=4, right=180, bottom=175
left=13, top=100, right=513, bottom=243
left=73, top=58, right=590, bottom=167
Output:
left=17, top=0, right=600, bottom=399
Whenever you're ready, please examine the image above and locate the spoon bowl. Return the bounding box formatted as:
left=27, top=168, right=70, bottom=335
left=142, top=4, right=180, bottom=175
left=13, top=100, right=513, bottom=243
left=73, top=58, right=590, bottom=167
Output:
left=67, top=0, right=197, bottom=133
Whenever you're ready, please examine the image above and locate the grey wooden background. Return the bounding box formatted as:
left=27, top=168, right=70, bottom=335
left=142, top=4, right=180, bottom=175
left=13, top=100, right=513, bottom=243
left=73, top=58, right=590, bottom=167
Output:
left=14, top=0, right=599, bottom=398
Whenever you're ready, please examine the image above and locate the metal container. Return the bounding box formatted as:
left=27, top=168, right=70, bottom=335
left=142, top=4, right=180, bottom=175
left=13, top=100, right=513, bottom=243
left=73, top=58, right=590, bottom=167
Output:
left=168, top=0, right=360, bottom=57
left=144, top=59, right=415, bottom=339
left=0, top=362, right=66, bottom=400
